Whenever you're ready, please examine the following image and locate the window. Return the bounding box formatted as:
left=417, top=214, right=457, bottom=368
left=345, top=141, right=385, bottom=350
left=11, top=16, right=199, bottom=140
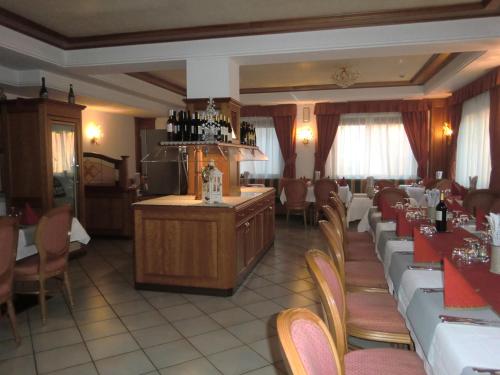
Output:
left=325, top=112, right=417, bottom=179
left=239, top=117, right=283, bottom=178
left=455, top=91, right=491, bottom=188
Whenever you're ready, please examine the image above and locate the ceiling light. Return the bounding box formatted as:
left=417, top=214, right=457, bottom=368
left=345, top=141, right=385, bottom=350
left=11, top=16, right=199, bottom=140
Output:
left=331, top=66, right=360, bottom=88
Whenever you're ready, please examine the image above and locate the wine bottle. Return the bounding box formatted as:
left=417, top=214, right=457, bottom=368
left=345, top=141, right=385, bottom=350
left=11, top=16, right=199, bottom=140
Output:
left=191, top=112, right=197, bottom=142
left=68, top=84, right=75, bottom=104
left=197, top=113, right=204, bottom=141
left=435, top=191, right=447, bottom=232
left=39, top=77, right=48, bottom=98
left=172, top=111, right=179, bottom=141
left=227, top=118, right=233, bottom=143
left=166, top=109, right=174, bottom=141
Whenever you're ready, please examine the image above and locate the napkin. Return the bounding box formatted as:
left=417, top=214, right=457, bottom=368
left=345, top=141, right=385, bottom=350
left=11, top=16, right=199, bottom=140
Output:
left=469, top=175, right=478, bottom=190
left=487, top=213, right=500, bottom=246
left=425, top=189, right=440, bottom=207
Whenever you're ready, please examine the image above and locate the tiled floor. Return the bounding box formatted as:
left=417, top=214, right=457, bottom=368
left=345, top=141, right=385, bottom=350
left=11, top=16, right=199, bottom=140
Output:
left=0, top=218, right=327, bottom=375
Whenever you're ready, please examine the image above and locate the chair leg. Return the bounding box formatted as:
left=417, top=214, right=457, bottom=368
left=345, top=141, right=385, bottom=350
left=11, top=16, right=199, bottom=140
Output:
left=63, top=271, right=74, bottom=309
left=6, top=299, right=20, bottom=345
left=303, top=209, right=307, bottom=229
left=39, top=279, right=47, bottom=325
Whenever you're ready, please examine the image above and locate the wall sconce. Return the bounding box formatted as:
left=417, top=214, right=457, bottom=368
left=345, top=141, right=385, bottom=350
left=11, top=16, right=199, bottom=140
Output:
left=443, top=122, right=453, bottom=137
left=298, top=127, right=313, bottom=144
left=86, top=122, right=102, bottom=145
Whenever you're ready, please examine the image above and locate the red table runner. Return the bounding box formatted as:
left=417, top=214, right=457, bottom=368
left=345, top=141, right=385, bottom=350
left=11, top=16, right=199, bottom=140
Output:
left=396, top=210, right=429, bottom=238
left=379, top=198, right=397, bottom=220
left=413, top=227, right=500, bottom=313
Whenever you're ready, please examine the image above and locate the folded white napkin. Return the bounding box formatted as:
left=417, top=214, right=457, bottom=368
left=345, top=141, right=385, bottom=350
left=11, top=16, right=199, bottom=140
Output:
left=469, top=176, right=478, bottom=190
left=487, top=213, right=500, bottom=246
left=425, top=188, right=441, bottom=207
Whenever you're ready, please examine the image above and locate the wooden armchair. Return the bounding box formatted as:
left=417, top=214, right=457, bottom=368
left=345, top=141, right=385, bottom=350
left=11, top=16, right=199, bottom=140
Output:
left=312, top=179, right=339, bottom=225
left=283, top=179, right=310, bottom=228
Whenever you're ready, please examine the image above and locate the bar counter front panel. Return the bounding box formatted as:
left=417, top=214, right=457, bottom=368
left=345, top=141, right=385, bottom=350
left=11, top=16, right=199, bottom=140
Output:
left=133, top=187, right=275, bottom=295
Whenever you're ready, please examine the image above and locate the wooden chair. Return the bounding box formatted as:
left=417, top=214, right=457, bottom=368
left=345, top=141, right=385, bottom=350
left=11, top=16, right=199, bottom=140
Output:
left=374, top=179, right=395, bottom=190
left=283, top=179, right=310, bottom=228
left=462, top=189, right=497, bottom=215
left=373, top=187, right=409, bottom=208
left=326, top=198, right=373, bottom=245
left=433, top=179, right=452, bottom=191
left=277, top=307, right=342, bottom=375
left=278, top=307, right=424, bottom=375
left=14, top=205, right=74, bottom=324
left=305, top=249, right=415, bottom=351
left=319, top=220, right=387, bottom=293
left=323, top=204, right=376, bottom=262
left=0, top=217, right=20, bottom=344
left=312, top=179, right=339, bottom=225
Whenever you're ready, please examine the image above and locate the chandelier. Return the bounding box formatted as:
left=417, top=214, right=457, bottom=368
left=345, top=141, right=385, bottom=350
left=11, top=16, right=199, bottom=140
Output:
left=331, top=66, right=360, bottom=88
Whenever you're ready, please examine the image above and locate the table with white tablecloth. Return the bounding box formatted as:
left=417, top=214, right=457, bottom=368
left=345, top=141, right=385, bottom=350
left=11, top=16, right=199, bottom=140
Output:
left=280, top=184, right=352, bottom=205
left=347, top=193, right=373, bottom=225
left=17, top=217, right=91, bottom=260
left=399, top=185, right=427, bottom=206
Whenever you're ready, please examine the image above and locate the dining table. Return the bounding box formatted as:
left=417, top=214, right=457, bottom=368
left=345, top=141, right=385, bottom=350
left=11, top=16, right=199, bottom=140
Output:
left=399, top=184, right=427, bottom=206
left=367, top=207, right=500, bottom=375
left=279, top=184, right=352, bottom=206
left=17, top=217, right=91, bottom=260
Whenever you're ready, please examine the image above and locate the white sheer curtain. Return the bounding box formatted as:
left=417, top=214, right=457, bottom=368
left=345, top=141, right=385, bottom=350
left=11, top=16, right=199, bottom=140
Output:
left=455, top=91, right=491, bottom=188
left=325, top=112, right=417, bottom=179
left=52, top=128, right=75, bottom=174
left=239, top=117, right=283, bottom=178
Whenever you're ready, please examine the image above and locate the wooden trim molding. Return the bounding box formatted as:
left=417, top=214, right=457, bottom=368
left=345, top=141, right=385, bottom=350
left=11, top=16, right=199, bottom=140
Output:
left=0, top=3, right=499, bottom=50
left=240, top=81, right=412, bottom=94
left=127, top=73, right=186, bottom=96
left=410, top=53, right=459, bottom=85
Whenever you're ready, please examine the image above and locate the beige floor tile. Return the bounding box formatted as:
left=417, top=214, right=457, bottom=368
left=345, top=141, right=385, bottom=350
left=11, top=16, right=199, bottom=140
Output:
left=273, top=293, right=314, bottom=308
left=86, top=332, right=139, bottom=360
left=72, top=306, right=116, bottom=325
left=144, top=339, right=202, bottom=369
left=230, top=290, right=267, bottom=307
left=249, top=336, right=282, bottom=363
left=32, top=327, right=82, bottom=353
left=121, top=310, right=167, bottom=331
left=35, top=343, right=91, bottom=374
left=188, top=329, right=242, bottom=356
left=193, top=297, right=236, bottom=314
left=112, top=299, right=154, bottom=317
left=253, top=285, right=294, bottom=299
left=209, top=307, right=256, bottom=327
left=207, top=346, right=269, bottom=375
left=0, top=354, right=37, bottom=375
left=172, top=315, right=221, bottom=337
left=159, top=303, right=204, bottom=322
left=227, top=320, right=276, bottom=344
left=0, top=336, right=33, bottom=361
left=95, top=350, right=155, bottom=375
left=79, top=318, right=127, bottom=341
left=147, top=293, right=189, bottom=309
left=160, top=357, right=221, bottom=375
left=279, top=280, right=314, bottom=293
left=131, top=323, right=182, bottom=348
left=30, top=314, right=76, bottom=335
left=242, top=301, right=283, bottom=318
left=46, top=362, right=98, bottom=375
left=73, top=295, right=108, bottom=311
left=244, top=365, right=285, bottom=375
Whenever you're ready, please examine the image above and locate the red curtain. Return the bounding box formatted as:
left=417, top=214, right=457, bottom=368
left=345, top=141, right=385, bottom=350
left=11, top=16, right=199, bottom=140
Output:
left=447, top=103, right=463, bottom=180
left=490, top=86, right=500, bottom=192
left=273, top=111, right=297, bottom=178
left=314, top=113, right=340, bottom=177
left=402, top=110, right=429, bottom=178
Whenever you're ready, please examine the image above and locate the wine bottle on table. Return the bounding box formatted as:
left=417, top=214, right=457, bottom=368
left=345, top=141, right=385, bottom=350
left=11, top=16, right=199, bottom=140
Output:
left=435, top=191, right=447, bottom=232
left=39, top=77, right=48, bottom=98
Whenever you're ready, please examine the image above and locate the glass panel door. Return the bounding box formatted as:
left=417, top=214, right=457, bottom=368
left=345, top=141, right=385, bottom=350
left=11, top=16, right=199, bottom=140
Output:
left=51, top=123, right=78, bottom=215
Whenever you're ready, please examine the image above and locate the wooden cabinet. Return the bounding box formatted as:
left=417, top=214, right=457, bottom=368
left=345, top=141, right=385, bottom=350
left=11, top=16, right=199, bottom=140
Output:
left=134, top=188, right=275, bottom=295
left=0, top=99, right=86, bottom=222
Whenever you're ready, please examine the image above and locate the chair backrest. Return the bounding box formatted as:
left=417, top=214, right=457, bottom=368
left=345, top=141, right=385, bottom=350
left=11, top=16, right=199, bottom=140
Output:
left=35, top=205, right=72, bottom=271
left=433, top=179, right=452, bottom=191
left=305, top=250, right=348, bottom=362
left=376, top=187, right=409, bottom=208
left=463, top=189, right=497, bottom=215
left=322, top=205, right=346, bottom=243
left=490, top=198, right=500, bottom=214
left=0, top=217, right=19, bottom=303
left=375, top=180, right=395, bottom=190
left=318, top=220, right=345, bottom=283
left=284, top=179, right=308, bottom=208
left=314, top=179, right=339, bottom=208
left=277, top=308, right=342, bottom=375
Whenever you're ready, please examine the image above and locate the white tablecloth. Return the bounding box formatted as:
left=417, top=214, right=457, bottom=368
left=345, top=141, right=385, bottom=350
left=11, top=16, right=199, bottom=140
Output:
left=17, top=217, right=91, bottom=260
left=347, top=194, right=373, bottom=224
left=400, top=185, right=426, bottom=206
left=280, top=185, right=351, bottom=205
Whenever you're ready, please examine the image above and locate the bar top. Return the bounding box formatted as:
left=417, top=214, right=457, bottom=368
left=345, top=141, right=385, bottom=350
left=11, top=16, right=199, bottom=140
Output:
left=133, top=186, right=274, bottom=208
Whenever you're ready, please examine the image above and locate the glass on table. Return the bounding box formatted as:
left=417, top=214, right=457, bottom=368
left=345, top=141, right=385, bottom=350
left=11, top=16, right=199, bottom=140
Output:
left=420, top=224, right=437, bottom=237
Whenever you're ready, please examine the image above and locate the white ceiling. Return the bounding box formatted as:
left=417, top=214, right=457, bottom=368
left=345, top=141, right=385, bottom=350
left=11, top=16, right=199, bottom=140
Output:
left=0, top=0, right=475, bottom=37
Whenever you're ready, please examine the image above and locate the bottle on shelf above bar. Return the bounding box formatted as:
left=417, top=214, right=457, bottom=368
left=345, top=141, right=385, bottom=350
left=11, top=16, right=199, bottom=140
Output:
left=39, top=77, right=48, bottom=98
left=166, top=109, right=174, bottom=141
left=68, top=84, right=75, bottom=104
left=227, top=117, right=233, bottom=143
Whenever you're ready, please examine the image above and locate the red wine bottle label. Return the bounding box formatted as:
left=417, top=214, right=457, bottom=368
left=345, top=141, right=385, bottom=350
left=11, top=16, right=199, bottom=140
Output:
left=436, top=211, right=443, bottom=221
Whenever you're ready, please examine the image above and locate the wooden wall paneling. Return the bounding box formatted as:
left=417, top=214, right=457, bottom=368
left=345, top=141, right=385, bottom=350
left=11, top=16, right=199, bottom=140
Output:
left=429, top=99, right=450, bottom=178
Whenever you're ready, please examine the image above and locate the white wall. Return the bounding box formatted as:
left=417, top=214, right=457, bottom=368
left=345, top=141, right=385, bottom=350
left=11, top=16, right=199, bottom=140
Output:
left=295, top=103, right=317, bottom=179
left=82, top=108, right=137, bottom=178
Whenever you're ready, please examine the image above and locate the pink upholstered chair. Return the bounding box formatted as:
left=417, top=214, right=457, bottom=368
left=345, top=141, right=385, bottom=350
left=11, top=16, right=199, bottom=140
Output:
left=0, top=217, right=20, bottom=343
left=305, top=249, right=416, bottom=352
left=277, top=308, right=342, bottom=375
left=283, top=179, right=310, bottom=228
left=14, top=205, right=74, bottom=324
left=313, top=179, right=339, bottom=224
left=318, top=220, right=386, bottom=293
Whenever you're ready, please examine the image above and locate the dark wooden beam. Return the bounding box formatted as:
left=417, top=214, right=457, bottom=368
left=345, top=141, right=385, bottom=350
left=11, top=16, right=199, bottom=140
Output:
left=410, top=53, right=459, bottom=85
left=0, top=2, right=499, bottom=50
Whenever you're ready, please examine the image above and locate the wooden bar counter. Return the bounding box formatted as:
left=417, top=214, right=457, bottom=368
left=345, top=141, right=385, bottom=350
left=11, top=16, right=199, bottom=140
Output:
left=133, top=187, right=275, bottom=295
